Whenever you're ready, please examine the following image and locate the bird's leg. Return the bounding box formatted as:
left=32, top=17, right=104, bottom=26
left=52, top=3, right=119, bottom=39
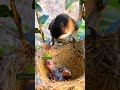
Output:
left=72, top=37, right=76, bottom=48
left=43, top=42, right=51, bottom=51
left=51, top=37, right=55, bottom=46
left=43, top=37, right=55, bottom=50
left=72, top=37, right=76, bottom=43
left=49, top=37, right=58, bottom=49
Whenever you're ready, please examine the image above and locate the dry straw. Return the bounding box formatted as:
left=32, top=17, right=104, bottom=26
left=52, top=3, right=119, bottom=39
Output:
left=0, top=46, right=34, bottom=90
left=86, top=28, right=120, bottom=90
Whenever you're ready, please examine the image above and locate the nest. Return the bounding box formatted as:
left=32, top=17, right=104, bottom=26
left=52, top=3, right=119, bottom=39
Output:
left=0, top=46, right=34, bottom=90
left=86, top=29, right=120, bottom=90
left=36, top=42, right=85, bottom=90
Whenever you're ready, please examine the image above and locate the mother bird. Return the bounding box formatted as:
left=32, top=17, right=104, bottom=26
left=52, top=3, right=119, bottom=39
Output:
left=48, top=13, right=78, bottom=46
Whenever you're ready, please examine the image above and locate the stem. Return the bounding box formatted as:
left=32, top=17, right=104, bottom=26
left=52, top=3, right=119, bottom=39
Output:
left=0, top=22, right=20, bottom=39
left=36, top=12, right=45, bottom=42
left=9, top=0, right=28, bottom=48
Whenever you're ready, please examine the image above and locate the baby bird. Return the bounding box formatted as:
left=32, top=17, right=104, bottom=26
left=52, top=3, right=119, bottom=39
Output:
left=58, top=67, right=71, bottom=80
left=45, top=60, right=71, bottom=81
left=45, top=60, right=64, bottom=81
left=45, top=60, right=55, bottom=71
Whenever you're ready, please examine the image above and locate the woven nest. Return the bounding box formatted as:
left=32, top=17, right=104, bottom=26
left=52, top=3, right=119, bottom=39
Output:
left=86, top=29, right=120, bottom=90
left=36, top=41, right=85, bottom=90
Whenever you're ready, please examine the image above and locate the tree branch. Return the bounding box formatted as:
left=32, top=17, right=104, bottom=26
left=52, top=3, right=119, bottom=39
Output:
left=9, top=0, right=28, bottom=48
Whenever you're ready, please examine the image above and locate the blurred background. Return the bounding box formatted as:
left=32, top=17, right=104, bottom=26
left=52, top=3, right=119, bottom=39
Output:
left=0, top=0, right=34, bottom=53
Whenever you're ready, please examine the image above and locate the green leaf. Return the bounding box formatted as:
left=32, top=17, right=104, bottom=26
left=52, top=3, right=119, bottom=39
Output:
left=65, top=0, right=74, bottom=9
left=76, top=20, right=82, bottom=28
left=33, top=0, right=40, bottom=9
left=70, top=3, right=74, bottom=12
left=35, top=3, right=42, bottom=12
left=108, top=0, right=120, bottom=8
left=0, top=5, right=9, bottom=17
left=39, top=15, right=49, bottom=25
left=36, top=35, right=42, bottom=40
left=44, top=53, right=52, bottom=57
left=0, top=48, right=4, bottom=55
left=80, top=25, right=85, bottom=30
left=22, top=24, right=29, bottom=31
left=35, top=0, right=40, bottom=3
left=35, top=45, right=40, bottom=50
left=81, top=0, right=85, bottom=4
left=35, top=28, right=40, bottom=33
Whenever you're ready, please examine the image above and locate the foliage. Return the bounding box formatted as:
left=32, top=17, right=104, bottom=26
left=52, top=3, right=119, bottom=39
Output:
left=44, top=53, right=52, bottom=57
left=35, top=0, right=49, bottom=45
left=35, top=28, right=40, bottom=33
left=76, top=19, right=85, bottom=41
left=39, top=15, right=49, bottom=25
left=0, top=5, right=9, bottom=17
left=65, top=0, right=85, bottom=9
left=35, top=45, right=42, bottom=50
left=0, top=48, right=4, bottom=55
left=35, top=0, right=40, bottom=3
left=35, top=3, right=42, bottom=12
left=0, top=5, right=13, bottom=17
left=108, top=0, right=120, bottom=8
left=65, top=0, right=74, bottom=9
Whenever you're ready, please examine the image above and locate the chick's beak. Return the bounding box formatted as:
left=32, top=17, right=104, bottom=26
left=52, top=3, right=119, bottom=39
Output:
left=62, top=70, right=71, bottom=77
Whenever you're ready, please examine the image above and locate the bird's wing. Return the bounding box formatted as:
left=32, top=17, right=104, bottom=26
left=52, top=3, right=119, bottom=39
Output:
left=48, top=19, right=55, bottom=30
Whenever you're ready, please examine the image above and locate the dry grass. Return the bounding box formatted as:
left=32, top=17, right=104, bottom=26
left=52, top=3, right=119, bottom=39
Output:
left=86, top=29, right=120, bottom=90
left=0, top=46, right=34, bottom=90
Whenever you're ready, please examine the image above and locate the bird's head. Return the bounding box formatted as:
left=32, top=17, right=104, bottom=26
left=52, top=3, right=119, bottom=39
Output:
left=45, top=60, right=55, bottom=71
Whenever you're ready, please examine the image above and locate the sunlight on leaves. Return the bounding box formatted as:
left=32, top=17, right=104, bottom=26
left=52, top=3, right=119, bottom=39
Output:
left=65, top=0, right=74, bottom=9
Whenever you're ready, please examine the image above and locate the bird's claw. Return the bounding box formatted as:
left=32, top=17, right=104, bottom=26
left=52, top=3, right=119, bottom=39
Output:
left=43, top=43, right=51, bottom=51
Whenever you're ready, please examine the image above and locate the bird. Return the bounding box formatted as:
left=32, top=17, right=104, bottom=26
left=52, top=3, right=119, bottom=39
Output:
left=50, top=69, right=64, bottom=81
left=44, top=60, right=55, bottom=71
left=45, top=60, right=64, bottom=81
left=45, top=60, right=71, bottom=81
left=50, top=67, right=71, bottom=81
left=58, top=67, right=71, bottom=80
left=48, top=13, right=78, bottom=46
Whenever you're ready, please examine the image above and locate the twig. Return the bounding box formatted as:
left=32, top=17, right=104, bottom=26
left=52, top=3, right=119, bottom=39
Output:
left=0, top=22, right=20, bottom=39
left=36, top=12, right=45, bottom=42
left=9, top=0, right=28, bottom=48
